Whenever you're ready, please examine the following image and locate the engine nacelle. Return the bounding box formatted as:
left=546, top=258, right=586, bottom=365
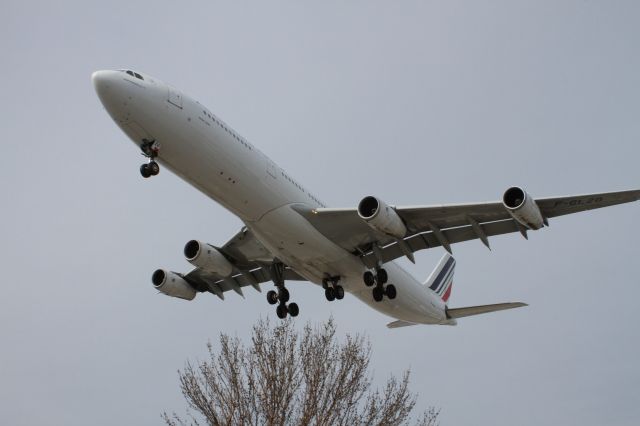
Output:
left=152, top=269, right=196, bottom=300
left=184, top=240, right=233, bottom=277
left=502, top=186, right=545, bottom=230
left=357, top=196, right=407, bottom=239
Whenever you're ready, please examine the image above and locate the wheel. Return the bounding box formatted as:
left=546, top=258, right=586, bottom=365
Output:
left=276, top=304, right=288, bottom=319
left=325, top=287, right=336, bottom=302
left=267, top=290, right=279, bottom=305
left=149, top=161, right=160, bottom=176
left=385, top=284, right=397, bottom=300
left=287, top=302, right=299, bottom=317
left=363, top=271, right=375, bottom=287
left=140, top=163, right=151, bottom=178
left=377, top=269, right=388, bottom=284
left=372, top=286, right=384, bottom=302
left=278, top=287, right=290, bottom=303
left=335, top=285, right=345, bottom=300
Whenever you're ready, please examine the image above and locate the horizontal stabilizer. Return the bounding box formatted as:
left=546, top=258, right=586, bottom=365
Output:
left=446, top=302, right=527, bottom=319
left=386, top=320, right=417, bottom=329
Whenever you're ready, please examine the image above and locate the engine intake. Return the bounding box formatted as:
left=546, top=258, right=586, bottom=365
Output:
left=357, top=196, right=407, bottom=239
left=502, top=186, right=545, bottom=230
left=184, top=240, right=233, bottom=277
left=152, top=269, right=196, bottom=300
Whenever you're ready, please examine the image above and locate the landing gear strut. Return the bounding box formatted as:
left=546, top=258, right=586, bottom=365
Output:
left=268, top=262, right=299, bottom=319
left=139, top=139, right=161, bottom=178
left=322, top=276, right=344, bottom=302
left=363, top=268, right=396, bottom=302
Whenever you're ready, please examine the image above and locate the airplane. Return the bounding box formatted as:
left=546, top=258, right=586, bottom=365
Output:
left=92, top=69, right=640, bottom=328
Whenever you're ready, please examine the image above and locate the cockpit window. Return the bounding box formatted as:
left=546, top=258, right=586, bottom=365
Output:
left=122, top=70, right=144, bottom=81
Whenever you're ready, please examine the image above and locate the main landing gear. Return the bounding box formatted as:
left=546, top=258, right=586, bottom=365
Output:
left=363, top=268, right=396, bottom=303
left=139, top=139, right=160, bottom=178
left=322, top=276, right=344, bottom=302
left=267, top=262, right=299, bottom=319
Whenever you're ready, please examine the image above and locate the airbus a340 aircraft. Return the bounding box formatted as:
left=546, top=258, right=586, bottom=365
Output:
left=93, top=69, right=640, bottom=327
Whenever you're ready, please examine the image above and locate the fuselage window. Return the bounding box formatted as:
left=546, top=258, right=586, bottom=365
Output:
left=134, top=73, right=144, bottom=80
left=126, top=70, right=134, bottom=77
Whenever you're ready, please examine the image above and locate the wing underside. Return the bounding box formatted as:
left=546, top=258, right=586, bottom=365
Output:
left=183, top=265, right=304, bottom=299
left=179, top=227, right=305, bottom=299
left=295, top=189, right=640, bottom=267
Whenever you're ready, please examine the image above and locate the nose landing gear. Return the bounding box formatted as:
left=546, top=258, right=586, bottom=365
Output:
left=140, top=162, right=159, bottom=178
left=139, top=139, right=160, bottom=178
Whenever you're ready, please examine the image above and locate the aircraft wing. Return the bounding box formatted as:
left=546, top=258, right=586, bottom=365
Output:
left=182, top=265, right=305, bottom=300
left=181, top=227, right=305, bottom=299
left=219, top=226, right=276, bottom=268
left=295, top=189, right=640, bottom=268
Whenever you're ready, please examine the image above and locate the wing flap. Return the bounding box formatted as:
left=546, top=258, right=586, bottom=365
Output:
left=183, top=266, right=305, bottom=299
left=446, top=302, right=527, bottom=319
left=360, top=219, right=519, bottom=268
left=397, top=202, right=507, bottom=233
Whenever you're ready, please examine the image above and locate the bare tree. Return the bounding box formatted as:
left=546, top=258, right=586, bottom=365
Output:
left=163, top=318, right=439, bottom=426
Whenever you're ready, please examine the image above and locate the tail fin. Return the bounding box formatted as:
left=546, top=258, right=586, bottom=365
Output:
left=425, top=253, right=456, bottom=303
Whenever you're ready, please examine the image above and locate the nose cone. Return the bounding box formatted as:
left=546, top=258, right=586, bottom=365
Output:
left=92, top=70, right=117, bottom=102
left=92, top=70, right=131, bottom=123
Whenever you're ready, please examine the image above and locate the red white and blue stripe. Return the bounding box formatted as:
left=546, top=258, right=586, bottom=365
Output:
left=427, top=254, right=455, bottom=303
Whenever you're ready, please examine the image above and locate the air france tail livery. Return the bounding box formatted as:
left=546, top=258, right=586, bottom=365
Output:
left=93, top=69, right=640, bottom=327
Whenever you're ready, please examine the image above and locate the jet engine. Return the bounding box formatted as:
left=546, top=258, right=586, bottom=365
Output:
left=357, top=196, right=407, bottom=239
left=152, top=269, right=196, bottom=300
left=184, top=240, right=234, bottom=277
left=502, top=186, right=545, bottom=230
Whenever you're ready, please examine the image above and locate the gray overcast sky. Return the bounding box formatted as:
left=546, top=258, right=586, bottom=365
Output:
left=1, top=1, right=639, bottom=425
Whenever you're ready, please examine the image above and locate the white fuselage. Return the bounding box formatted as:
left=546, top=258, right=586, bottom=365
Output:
left=93, top=70, right=451, bottom=325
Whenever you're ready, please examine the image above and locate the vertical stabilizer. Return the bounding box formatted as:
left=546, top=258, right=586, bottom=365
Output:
left=425, top=253, right=456, bottom=303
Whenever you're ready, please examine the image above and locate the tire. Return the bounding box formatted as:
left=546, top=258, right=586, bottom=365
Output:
left=325, top=287, right=335, bottom=302
left=372, top=286, right=384, bottom=302
left=363, top=271, right=375, bottom=287
left=140, top=163, right=151, bottom=178
left=385, top=284, right=397, bottom=300
left=377, top=269, right=388, bottom=284
left=278, top=287, right=290, bottom=303
left=149, top=161, right=160, bottom=176
left=335, top=285, right=345, bottom=300
left=276, top=304, right=288, bottom=319
left=267, top=290, right=279, bottom=305
left=288, top=302, right=299, bottom=317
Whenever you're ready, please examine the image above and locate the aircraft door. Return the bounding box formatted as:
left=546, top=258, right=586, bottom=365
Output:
left=266, top=158, right=277, bottom=179
left=167, top=85, right=183, bottom=108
